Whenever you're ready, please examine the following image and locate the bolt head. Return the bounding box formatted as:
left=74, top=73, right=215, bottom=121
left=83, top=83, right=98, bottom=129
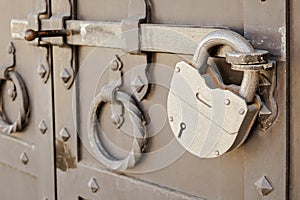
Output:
left=38, top=65, right=47, bottom=78
left=175, top=67, right=180, bottom=73
left=88, top=178, right=100, bottom=193
left=39, top=120, right=48, bottom=134
left=225, top=99, right=231, bottom=105
left=169, top=117, right=174, bottom=122
left=60, top=128, right=70, bottom=141
left=239, top=108, right=245, bottom=115
left=214, top=150, right=220, bottom=156
left=20, top=152, right=29, bottom=165
left=255, top=176, right=274, bottom=196
left=60, top=69, right=71, bottom=83
left=131, top=76, right=145, bottom=93
left=110, top=60, right=119, bottom=71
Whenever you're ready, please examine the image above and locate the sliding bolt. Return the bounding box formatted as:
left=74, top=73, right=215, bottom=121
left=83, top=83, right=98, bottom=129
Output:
left=24, top=29, right=71, bottom=41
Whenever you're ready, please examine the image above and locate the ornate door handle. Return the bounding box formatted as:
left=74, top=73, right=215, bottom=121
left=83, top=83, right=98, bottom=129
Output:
left=87, top=55, right=147, bottom=170
left=0, top=43, right=30, bottom=134
left=88, top=89, right=146, bottom=170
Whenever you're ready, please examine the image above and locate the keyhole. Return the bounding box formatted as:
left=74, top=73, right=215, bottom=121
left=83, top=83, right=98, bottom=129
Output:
left=178, top=123, right=186, bottom=138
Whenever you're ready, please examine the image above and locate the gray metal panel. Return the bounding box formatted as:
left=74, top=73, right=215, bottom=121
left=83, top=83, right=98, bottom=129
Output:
left=243, top=0, right=286, bottom=61
left=0, top=163, right=37, bottom=200
left=0, top=1, right=56, bottom=200
left=59, top=163, right=202, bottom=200
left=243, top=62, right=287, bottom=200
left=151, top=0, right=244, bottom=31
left=53, top=1, right=287, bottom=199
left=243, top=0, right=287, bottom=199
left=77, top=0, right=130, bottom=21
left=290, top=0, right=300, bottom=199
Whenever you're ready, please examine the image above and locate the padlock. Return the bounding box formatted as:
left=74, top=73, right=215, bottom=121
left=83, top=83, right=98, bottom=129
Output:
left=167, top=29, right=273, bottom=158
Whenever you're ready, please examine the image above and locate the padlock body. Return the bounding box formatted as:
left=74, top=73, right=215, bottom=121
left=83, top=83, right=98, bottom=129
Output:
left=167, top=61, right=260, bottom=158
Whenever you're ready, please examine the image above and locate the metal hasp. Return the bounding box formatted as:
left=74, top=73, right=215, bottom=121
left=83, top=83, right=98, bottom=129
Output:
left=121, top=0, right=150, bottom=53
left=167, top=29, right=275, bottom=158
left=10, top=0, right=74, bottom=89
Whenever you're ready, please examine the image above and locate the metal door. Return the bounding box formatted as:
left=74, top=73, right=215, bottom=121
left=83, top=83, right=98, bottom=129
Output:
left=0, top=1, right=56, bottom=200
left=5, top=0, right=288, bottom=199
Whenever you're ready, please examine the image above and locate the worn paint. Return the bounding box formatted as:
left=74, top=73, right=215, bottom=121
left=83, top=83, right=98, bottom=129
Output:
left=56, top=140, right=77, bottom=171
left=278, top=26, right=286, bottom=61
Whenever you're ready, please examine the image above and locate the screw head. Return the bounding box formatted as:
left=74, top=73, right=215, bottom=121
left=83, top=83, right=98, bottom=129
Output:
left=175, top=67, right=180, bottom=73
left=38, top=65, right=47, bottom=78
left=255, top=176, right=274, bottom=196
left=60, top=69, right=71, bottom=83
left=131, top=75, right=144, bottom=93
left=39, top=120, right=48, bottom=134
left=110, top=60, right=119, bottom=71
left=88, top=178, right=100, bottom=193
left=214, top=150, right=220, bottom=156
left=60, top=128, right=70, bottom=141
left=20, top=152, right=29, bottom=165
left=225, top=99, right=231, bottom=105
left=239, top=108, right=245, bottom=115
left=169, top=117, right=174, bottom=122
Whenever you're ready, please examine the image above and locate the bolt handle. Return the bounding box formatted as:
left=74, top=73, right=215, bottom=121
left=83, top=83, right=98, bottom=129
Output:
left=24, top=29, right=70, bottom=41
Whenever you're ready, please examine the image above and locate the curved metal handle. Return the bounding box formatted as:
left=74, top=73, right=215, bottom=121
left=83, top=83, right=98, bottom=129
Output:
left=88, top=90, right=147, bottom=170
left=0, top=43, right=30, bottom=134
left=0, top=71, right=30, bottom=134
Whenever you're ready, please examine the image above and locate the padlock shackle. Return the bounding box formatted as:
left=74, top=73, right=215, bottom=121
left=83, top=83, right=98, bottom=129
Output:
left=192, top=29, right=258, bottom=103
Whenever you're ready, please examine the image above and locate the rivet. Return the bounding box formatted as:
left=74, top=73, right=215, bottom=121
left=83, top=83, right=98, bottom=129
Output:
left=131, top=75, right=144, bottom=93
left=255, top=176, right=274, bottom=196
left=169, top=117, right=174, bottom=122
left=20, top=152, right=29, bottom=165
left=225, top=99, right=231, bottom=105
left=59, top=69, right=71, bottom=83
left=214, top=150, right=220, bottom=156
left=111, top=114, right=121, bottom=125
left=175, top=67, right=180, bottom=73
left=7, top=88, right=16, bottom=100
left=88, top=178, right=100, bottom=193
left=110, top=60, right=119, bottom=71
left=6, top=42, right=15, bottom=54
left=37, top=65, right=47, bottom=78
left=60, top=128, right=70, bottom=141
left=239, top=108, right=245, bottom=115
left=39, top=120, right=48, bottom=134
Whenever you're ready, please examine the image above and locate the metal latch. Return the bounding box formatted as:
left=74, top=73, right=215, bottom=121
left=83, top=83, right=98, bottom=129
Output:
left=167, top=29, right=275, bottom=158
left=24, top=29, right=70, bottom=42
left=11, top=0, right=152, bottom=90
left=11, top=0, right=75, bottom=89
